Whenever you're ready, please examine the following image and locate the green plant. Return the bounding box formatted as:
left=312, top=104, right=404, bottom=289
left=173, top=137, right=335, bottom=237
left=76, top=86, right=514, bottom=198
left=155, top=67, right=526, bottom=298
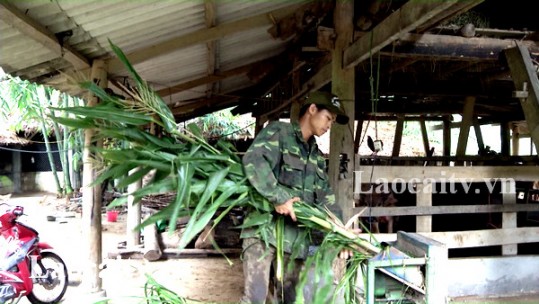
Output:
left=52, top=39, right=381, bottom=303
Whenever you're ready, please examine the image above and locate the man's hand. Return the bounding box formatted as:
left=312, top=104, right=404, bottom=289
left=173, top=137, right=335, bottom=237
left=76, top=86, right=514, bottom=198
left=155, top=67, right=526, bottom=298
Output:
left=275, top=197, right=301, bottom=221
left=338, top=228, right=362, bottom=259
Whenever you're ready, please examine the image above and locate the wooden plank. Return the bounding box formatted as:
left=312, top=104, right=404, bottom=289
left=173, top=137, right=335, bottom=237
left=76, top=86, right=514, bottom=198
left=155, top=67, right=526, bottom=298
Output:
left=107, top=3, right=304, bottom=72
left=352, top=203, right=539, bottom=217
left=354, top=166, right=539, bottom=182
left=108, top=248, right=242, bottom=260
left=343, top=0, right=484, bottom=69
left=359, top=227, right=539, bottom=249
left=504, top=44, right=539, bottom=152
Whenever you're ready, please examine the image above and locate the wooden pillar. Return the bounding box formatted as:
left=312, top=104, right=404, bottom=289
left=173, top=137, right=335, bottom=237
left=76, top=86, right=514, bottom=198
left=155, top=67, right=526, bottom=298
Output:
left=392, top=115, right=404, bottom=157
left=456, top=96, right=475, bottom=164
left=82, top=59, right=107, bottom=296
left=330, top=1, right=354, bottom=223
left=127, top=167, right=142, bottom=247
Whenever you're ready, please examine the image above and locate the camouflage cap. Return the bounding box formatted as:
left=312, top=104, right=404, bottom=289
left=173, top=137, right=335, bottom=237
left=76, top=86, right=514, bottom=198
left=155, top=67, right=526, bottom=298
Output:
left=303, top=91, right=349, bottom=125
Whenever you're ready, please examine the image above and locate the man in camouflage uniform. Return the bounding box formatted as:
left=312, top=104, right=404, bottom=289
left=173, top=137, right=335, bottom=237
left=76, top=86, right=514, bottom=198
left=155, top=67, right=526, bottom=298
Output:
left=240, top=91, right=350, bottom=303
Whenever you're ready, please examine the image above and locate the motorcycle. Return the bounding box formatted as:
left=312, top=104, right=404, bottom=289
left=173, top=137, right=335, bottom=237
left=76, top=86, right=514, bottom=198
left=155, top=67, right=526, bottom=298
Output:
left=0, top=202, right=68, bottom=304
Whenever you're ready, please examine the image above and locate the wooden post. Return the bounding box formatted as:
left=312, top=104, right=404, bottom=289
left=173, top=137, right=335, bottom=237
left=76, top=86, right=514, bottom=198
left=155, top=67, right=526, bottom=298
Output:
left=81, top=59, right=107, bottom=296
left=143, top=223, right=162, bottom=261
left=127, top=167, right=142, bottom=247
left=330, top=1, right=354, bottom=223
left=456, top=96, right=475, bottom=165
left=392, top=115, right=404, bottom=157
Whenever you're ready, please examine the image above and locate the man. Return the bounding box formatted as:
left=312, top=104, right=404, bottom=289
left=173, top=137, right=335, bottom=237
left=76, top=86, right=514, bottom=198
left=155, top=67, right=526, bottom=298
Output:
left=240, top=91, right=351, bottom=303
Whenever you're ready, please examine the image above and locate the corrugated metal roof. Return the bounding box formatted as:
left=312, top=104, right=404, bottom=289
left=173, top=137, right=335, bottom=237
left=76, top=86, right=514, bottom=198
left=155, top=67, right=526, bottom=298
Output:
left=1, top=0, right=314, bottom=118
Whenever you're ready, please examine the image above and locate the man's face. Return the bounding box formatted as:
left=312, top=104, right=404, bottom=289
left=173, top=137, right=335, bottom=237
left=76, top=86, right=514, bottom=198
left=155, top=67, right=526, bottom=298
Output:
left=309, top=105, right=336, bottom=137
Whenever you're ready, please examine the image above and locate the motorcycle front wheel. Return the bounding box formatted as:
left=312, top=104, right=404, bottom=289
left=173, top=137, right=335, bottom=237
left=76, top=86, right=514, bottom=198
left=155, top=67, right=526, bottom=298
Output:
left=26, top=251, right=69, bottom=304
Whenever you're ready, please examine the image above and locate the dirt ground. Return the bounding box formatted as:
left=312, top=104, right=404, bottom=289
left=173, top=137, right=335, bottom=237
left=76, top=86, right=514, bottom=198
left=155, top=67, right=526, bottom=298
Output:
left=7, top=192, right=244, bottom=304
left=6, top=192, right=539, bottom=304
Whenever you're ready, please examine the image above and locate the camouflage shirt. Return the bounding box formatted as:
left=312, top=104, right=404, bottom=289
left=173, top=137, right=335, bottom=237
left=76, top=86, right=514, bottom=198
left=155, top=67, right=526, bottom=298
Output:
left=241, top=121, right=336, bottom=258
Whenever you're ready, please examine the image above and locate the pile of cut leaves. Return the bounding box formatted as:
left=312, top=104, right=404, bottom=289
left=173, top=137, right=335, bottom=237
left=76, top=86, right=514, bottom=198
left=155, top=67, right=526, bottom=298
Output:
left=52, top=40, right=381, bottom=304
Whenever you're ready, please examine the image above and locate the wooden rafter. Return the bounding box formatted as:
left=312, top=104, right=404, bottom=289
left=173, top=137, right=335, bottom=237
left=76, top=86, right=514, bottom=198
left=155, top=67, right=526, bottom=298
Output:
left=0, top=1, right=90, bottom=69
left=106, top=3, right=304, bottom=73
left=344, top=0, right=484, bottom=69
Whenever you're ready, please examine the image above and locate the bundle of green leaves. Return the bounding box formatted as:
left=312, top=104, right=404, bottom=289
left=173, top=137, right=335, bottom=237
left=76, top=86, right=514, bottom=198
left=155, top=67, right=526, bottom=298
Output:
left=51, top=40, right=381, bottom=304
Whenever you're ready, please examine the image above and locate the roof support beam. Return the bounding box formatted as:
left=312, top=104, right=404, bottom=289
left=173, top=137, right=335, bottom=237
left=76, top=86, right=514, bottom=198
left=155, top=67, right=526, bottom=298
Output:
left=107, top=3, right=304, bottom=73
left=381, top=33, right=539, bottom=61
left=343, top=0, right=484, bottom=69
left=0, top=2, right=90, bottom=69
